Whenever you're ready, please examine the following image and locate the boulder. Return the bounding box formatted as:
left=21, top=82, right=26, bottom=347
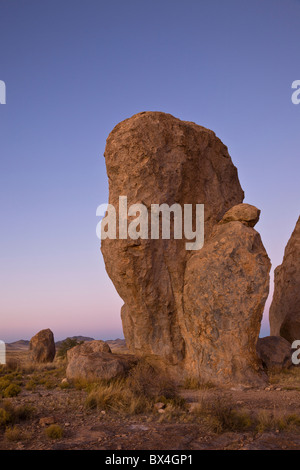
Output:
left=29, top=328, right=56, bottom=363
left=270, top=217, right=300, bottom=342
left=66, top=340, right=136, bottom=381
left=183, top=209, right=271, bottom=385
left=256, top=336, right=292, bottom=371
left=101, top=112, right=270, bottom=386
left=218, top=203, right=260, bottom=227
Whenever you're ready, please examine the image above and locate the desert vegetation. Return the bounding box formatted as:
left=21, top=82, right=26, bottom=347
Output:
left=1, top=348, right=300, bottom=450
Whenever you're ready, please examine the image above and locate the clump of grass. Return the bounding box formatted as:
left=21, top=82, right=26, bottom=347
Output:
left=45, top=424, right=63, bottom=440
left=269, top=367, right=300, bottom=391
left=0, top=400, right=35, bottom=427
left=256, top=410, right=300, bottom=433
left=3, top=383, right=21, bottom=398
left=190, top=397, right=252, bottom=433
left=14, top=404, right=35, bottom=421
left=84, top=361, right=186, bottom=416
left=85, top=378, right=152, bottom=415
left=0, top=378, right=11, bottom=392
left=4, top=425, right=27, bottom=442
left=127, top=361, right=178, bottom=400
left=209, top=401, right=252, bottom=433
left=0, top=408, right=11, bottom=426
left=183, top=377, right=215, bottom=390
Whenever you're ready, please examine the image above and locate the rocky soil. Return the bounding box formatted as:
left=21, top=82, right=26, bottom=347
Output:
left=1, top=350, right=300, bottom=451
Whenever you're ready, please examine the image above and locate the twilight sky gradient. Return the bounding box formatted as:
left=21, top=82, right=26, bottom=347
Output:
left=0, top=0, right=300, bottom=342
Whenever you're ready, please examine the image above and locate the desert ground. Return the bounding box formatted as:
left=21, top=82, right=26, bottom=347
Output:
left=1, top=341, right=300, bottom=451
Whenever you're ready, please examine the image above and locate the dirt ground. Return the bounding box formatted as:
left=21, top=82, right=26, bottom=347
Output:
left=1, top=349, right=300, bottom=450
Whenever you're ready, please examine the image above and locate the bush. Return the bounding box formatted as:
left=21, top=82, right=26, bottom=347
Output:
left=5, top=426, right=24, bottom=442
left=0, top=401, right=34, bottom=427
left=84, top=361, right=186, bottom=415
left=57, top=338, right=83, bottom=359
left=0, top=408, right=11, bottom=426
left=45, top=424, right=63, bottom=439
left=128, top=361, right=178, bottom=400
left=3, top=383, right=21, bottom=398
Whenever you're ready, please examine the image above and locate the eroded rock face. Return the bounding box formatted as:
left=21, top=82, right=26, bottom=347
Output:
left=101, top=112, right=270, bottom=385
left=270, top=217, right=300, bottom=342
left=66, top=340, right=137, bottom=381
left=183, top=209, right=270, bottom=385
left=256, top=336, right=292, bottom=371
left=29, top=329, right=56, bottom=363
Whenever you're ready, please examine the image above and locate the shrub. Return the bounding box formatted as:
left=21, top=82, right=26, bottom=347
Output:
left=0, top=408, right=11, bottom=426
left=128, top=361, right=178, bottom=400
left=45, top=424, right=63, bottom=439
left=84, top=361, right=186, bottom=415
left=57, top=338, right=83, bottom=359
left=0, top=401, right=34, bottom=426
left=3, top=383, right=21, bottom=398
left=5, top=426, right=24, bottom=442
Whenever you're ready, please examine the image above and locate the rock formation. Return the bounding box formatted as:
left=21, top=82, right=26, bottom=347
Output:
left=101, top=111, right=271, bottom=386
left=270, top=217, right=300, bottom=342
left=29, top=328, right=56, bottom=363
left=183, top=205, right=271, bottom=384
left=66, top=340, right=136, bottom=381
left=256, top=336, right=292, bottom=371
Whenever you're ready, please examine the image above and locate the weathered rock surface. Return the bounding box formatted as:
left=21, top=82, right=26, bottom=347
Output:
left=218, top=203, right=260, bottom=227
left=66, top=340, right=136, bottom=381
left=270, top=217, right=300, bottom=342
left=101, top=111, right=270, bottom=385
left=256, top=336, right=292, bottom=371
left=29, top=329, right=56, bottom=363
left=183, top=209, right=271, bottom=385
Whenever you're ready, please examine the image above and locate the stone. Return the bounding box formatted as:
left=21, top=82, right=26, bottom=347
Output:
left=39, top=416, right=55, bottom=426
left=270, top=217, right=300, bottom=342
left=29, top=329, right=56, bottom=363
left=256, top=336, right=292, bottom=371
left=101, top=111, right=270, bottom=386
left=66, top=340, right=136, bottom=381
left=154, top=402, right=165, bottom=410
left=218, top=203, right=260, bottom=227
left=183, top=212, right=271, bottom=386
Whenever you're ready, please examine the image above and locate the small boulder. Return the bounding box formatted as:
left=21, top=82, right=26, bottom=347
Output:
left=39, top=416, right=55, bottom=427
left=219, top=203, right=260, bottom=227
left=256, top=336, right=292, bottom=371
left=29, top=329, right=56, bottom=363
left=66, top=340, right=136, bottom=381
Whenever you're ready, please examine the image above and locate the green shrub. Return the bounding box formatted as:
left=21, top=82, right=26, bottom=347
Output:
left=3, top=383, right=21, bottom=398
left=57, top=338, right=83, bottom=359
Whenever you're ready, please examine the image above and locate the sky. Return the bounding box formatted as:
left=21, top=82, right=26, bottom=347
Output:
left=0, top=0, right=299, bottom=342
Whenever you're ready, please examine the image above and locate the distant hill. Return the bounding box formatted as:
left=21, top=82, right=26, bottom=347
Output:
left=6, top=340, right=30, bottom=351
left=6, top=336, right=127, bottom=353
left=106, top=338, right=128, bottom=353
left=55, top=336, right=94, bottom=348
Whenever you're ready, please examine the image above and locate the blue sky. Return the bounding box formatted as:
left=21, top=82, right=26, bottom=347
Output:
left=0, top=0, right=299, bottom=342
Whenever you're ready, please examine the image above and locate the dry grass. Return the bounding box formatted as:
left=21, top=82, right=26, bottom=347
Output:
left=188, top=394, right=300, bottom=435
left=269, top=367, right=300, bottom=391
left=84, top=361, right=186, bottom=416
left=183, top=377, right=215, bottom=390
left=44, top=424, right=64, bottom=440
left=4, top=425, right=29, bottom=442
